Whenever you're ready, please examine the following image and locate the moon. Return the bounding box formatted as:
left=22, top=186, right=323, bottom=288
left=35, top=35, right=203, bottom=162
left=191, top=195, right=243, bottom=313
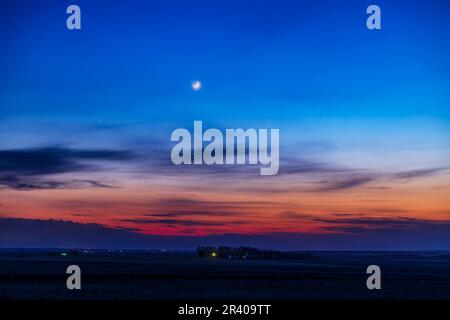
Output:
left=191, top=80, right=202, bottom=91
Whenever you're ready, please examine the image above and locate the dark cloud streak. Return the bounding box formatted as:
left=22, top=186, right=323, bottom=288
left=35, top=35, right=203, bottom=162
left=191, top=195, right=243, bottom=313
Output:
left=0, top=146, right=133, bottom=190
left=1, top=217, right=449, bottom=250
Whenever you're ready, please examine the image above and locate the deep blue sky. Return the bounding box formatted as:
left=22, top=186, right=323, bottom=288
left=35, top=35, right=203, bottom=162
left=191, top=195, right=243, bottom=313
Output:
left=1, top=0, right=449, bottom=124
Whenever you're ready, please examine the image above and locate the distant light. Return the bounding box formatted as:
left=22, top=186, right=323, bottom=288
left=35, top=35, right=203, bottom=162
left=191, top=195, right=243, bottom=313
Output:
left=191, top=80, right=202, bottom=91
left=60, top=252, right=67, bottom=256
left=211, top=252, right=217, bottom=257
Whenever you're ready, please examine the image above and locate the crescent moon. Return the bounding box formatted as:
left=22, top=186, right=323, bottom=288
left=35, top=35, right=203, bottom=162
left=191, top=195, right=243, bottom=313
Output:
left=192, top=80, right=202, bottom=91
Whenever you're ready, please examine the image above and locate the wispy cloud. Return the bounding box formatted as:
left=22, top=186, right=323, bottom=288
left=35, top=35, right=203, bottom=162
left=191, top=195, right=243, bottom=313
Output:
left=0, top=175, right=115, bottom=190
left=1, top=217, right=450, bottom=250
left=392, top=168, right=449, bottom=180
left=0, top=146, right=135, bottom=176
left=1, top=142, right=448, bottom=195
left=278, top=211, right=449, bottom=234
left=120, top=218, right=238, bottom=227
left=313, top=175, right=375, bottom=191
left=0, top=146, right=134, bottom=190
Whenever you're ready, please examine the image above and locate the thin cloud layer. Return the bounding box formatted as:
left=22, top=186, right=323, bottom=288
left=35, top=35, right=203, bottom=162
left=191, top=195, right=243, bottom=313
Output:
left=1, top=217, right=449, bottom=250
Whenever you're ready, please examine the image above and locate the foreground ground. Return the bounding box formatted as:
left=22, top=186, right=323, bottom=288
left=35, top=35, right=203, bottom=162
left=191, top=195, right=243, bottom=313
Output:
left=0, top=250, right=449, bottom=299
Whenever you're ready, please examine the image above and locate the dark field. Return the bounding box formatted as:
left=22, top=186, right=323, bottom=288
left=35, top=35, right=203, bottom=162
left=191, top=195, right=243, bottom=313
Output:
left=0, top=250, right=449, bottom=300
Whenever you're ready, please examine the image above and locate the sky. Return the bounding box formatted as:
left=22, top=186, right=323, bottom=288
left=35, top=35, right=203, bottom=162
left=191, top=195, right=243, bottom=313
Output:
left=0, top=0, right=449, bottom=249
